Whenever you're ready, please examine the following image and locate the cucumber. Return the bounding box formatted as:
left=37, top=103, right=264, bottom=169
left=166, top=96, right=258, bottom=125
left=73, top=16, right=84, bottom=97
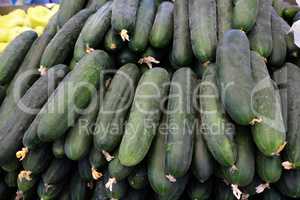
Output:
left=241, top=176, right=263, bottom=196
left=0, top=181, right=12, bottom=200
left=216, top=0, right=232, bottom=39
left=249, top=0, right=273, bottom=58
left=215, top=181, right=235, bottom=200
left=108, top=154, right=134, bottom=182
left=111, top=0, right=140, bottom=40
left=104, top=28, right=124, bottom=53
left=52, top=138, right=65, bottom=158
left=124, top=189, right=149, bottom=200
left=189, top=0, right=217, bottom=63
left=69, top=172, right=86, bottom=200
left=0, top=64, right=68, bottom=165
left=1, top=158, right=20, bottom=172
left=157, top=174, right=188, bottom=200
left=187, top=178, right=213, bottom=200
left=192, top=123, right=214, bottom=183
left=38, top=50, right=112, bottom=142
left=251, top=51, right=286, bottom=156
left=5, top=170, right=18, bottom=187
left=220, top=127, right=255, bottom=187
left=200, top=64, right=237, bottom=167
left=42, top=158, right=72, bottom=185
left=94, top=63, right=140, bottom=152
left=86, top=0, right=108, bottom=9
left=270, top=9, right=287, bottom=68
left=232, top=0, right=259, bottom=32
left=217, top=29, right=255, bottom=125
left=17, top=170, right=38, bottom=192
left=149, top=2, right=174, bottom=49
left=139, top=46, right=167, bottom=69
left=40, top=8, right=95, bottom=69
left=89, top=147, right=107, bottom=169
left=78, top=157, right=93, bottom=181
left=22, top=145, right=52, bottom=175
left=171, top=0, right=193, bottom=67
left=104, top=172, right=129, bottom=199
left=57, top=0, right=88, bottom=28
left=65, top=92, right=99, bottom=161
left=92, top=178, right=108, bottom=200
left=37, top=180, right=64, bottom=200
left=165, top=68, right=197, bottom=178
left=23, top=112, right=44, bottom=150
left=129, top=0, right=156, bottom=52
left=276, top=169, right=300, bottom=198
left=116, top=47, right=138, bottom=66
left=256, top=152, right=282, bottom=184
left=118, top=68, right=170, bottom=167
left=263, top=188, right=284, bottom=200
left=0, top=31, right=37, bottom=85
left=127, top=166, right=148, bottom=190
left=74, top=1, right=112, bottom=61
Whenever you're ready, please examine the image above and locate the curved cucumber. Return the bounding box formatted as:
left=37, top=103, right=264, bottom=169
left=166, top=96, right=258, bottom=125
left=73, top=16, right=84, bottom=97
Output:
left=256, top=152, right=282, bottom=183
left=216, top=0, right=232, bottom=39
left=276, top=169, right=300, bottom=198
left=200, top=64, right=237, bottom=167
left=149, top=2, right=173, bottom=49
left=118, top=68, right=170, bottom=167
left=189, top=0, right=217, bottom=63
left=127, top=166, right=148, bottom=190
left=52, top=138, right=65, bottom=158
left=42, top=158, right=72, bottom=185
left=187, top=178, right=213, bottom=200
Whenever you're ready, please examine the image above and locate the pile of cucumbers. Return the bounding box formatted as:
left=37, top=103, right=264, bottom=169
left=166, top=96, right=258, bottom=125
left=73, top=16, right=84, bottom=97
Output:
left=0, top=0, right=300, bottom=199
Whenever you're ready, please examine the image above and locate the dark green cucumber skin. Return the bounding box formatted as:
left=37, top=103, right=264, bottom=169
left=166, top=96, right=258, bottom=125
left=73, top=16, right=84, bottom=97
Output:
left=249, top=0, right=273, bottom=58
left=42, top=158, right=72, bottom=184
left=240, top=176, right=263, bottom=196
left=89, top=147, right=107, bottom=169
left=104, top=28, right=124, bottom=53
left=0, top=85, right=5, bottom=105
left=256, top=152, right=282, bottom=183
left=251, top=51, right=286, bottom=156
left=1, top=158, right=20, bottom=172
left=263, top=188, right=284, bottom=200
left=171, top=0, right=193, bottom=67
left=22, top=145, right=52, bottom=175
left=86, top=0, right=108, bottom=9
left=41, top=8, right=95, bottom=69
left=276, top=170, right=300, bottom=198
left=57, top=0, right=88, bottom=28
left=17, top=173, right=38, bottom=192
left=37, top=181, right=64, bottom=200
left=221, top=127, right=255, bottom=187
left=165, top=68, right=197, bottom=177
left=127, top=166, right=148, bottom=190
left=0, top=31, right=37, bottom=85
left=52, top=138, right=65, bottom=158
left=216, top=0, right=232, bottom=39
left=192, top=124, right=214, bottom=183
left=232, top=0, right=259, bottom=32
left=104, top=173, right=129, bottom=199
left=108, top=155, right=134, bottom=181
left=189, top=0, right=217, bottom=63
left=74, top=2, right=112, bottom=61
left=217, top=29, right=255, bottom=125
left=124, top=189, right=149, bottom=200
left=65, top=93, right=99, bottom=161
left=94, top=63, right=140, bottom=152
left=149, top=2, right=173, bottom=49
left=270, top=9, right=287, bottom=68
left=0, top=181, right=12, bottom=200
left=118, top=68, right=170, bottom=167
left=69, top=173, right=86, bottom=200
left=129, top=0, right=156, bottom=52
left=4, top=170, right=18, bottom=188
left=38, top=50, right=112, bottom=142
left=111, top=0, right=139, bottom=33
left=200, top=64, right=237, bottom=167
left=156, top=175, right=189, bottom=200
left=116, top=47, right=138, bottom=67
left=0, top=65, right=68, bottom=165
left=78, top=157, right=93, bottom=181
left=187, top=178, right=213, bottom=200
left=92, top=178, right=109, bottom=200
left=215, top=181, right=235, bottom=200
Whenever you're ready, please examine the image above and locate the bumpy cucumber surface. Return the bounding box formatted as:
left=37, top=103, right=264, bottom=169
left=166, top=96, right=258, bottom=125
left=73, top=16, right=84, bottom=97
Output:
left=118, top=68, right=170, bottom=167
left=276, top=169, right=300, bottom=198
left=189, top=0, right=217, bottom=63
left=256, top=152, right=282, bottom=183
left=216, top=0, right=232, bottom=39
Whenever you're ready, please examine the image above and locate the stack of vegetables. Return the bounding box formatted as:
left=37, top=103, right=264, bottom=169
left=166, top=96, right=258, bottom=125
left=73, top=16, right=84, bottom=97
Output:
left=0, top=0, right=300, bottom=199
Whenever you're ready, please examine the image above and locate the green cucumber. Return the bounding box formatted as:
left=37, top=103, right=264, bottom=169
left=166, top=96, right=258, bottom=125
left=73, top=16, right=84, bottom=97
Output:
left=0, top=64, right=68, bottom=165
left=0, top=181, right=12, bottom=200
left=57, top=0, right=88, bottom=28
left=216, top=0, right=232, bottom=39
left=17, top=171, right=38, bottom=192
left=78, top=157, right=93, bottom=181
left=111, top=0, right=139, bottom=38
left=256, top=152, right=282, bottom=183
left=157, top=174, right=188, bottom=200
left=104, top=28, right=124, bottom=53
left=232, top=0, right=259, bottom=32
left=149, top=1, right=174, bottom=49
left=124, top=189, right=149, bottom=200
left=92, top=178, right=108, bottom=200
left=251, top=51, right=286, bottom=156
left=41, top=8, right=95, bottom=69
left=263, top=188, right=284, bottom=200
left=38, top=50, right=112, bottom=142
left=240, top=176, right=263, bottom=196
left=89, top=147, right=107, bottom=169
left=165, top=68, right=197, bottom=178
left=118, top=68, right=170, bottom=167
left=171, top=0, right=193, bottom=67
left=65, top=92, right=99, bottom=161
left=116, top=47, right=138, bottom=66
left=4, top=170, right=18, bottom=187
left=249, top=0, right=273, bottom=58
left=200, top=64, right=237, bottom=167
left=270, top=9, right=287, bottom=68
left=104, top=173, right=129, bottom=199
left=37, top=180, right=64, bottom=200
left=108, top=153, right=134, bottom=181
left=0, top=31, right=37, bottom=85
left=86, top=0, right=108, bottom=9
left=217, top=29, right=255, bottom=125
left=94, top=63, right=140, bottom=152
left=276, top=169, right=300, bottom=198
left=221, top=127, right=255, bottom=187
left=189, top=0, right=217, bottom=63
left=127, top=166, right=148, bottom=190
left=187, top=178, right=213, bottom=200
left=215, top=181, right=235, bottom=200
left=129, top=0, right=156, bottom=52
left=69, top=172, right=86, bottom=200
left=42, top=158, right=72, bottom=185
left=1, top=157, right=20, bottom=172
left=52, top=138, right=65, bottom=158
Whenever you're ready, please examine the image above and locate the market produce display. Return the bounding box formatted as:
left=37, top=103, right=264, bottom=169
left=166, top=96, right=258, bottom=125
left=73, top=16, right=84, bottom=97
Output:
left=0, top=0, right=300, bottom=199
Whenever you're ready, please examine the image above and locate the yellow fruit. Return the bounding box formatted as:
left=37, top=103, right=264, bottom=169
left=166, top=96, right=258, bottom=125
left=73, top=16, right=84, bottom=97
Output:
left=0, top=15, right=25, bottom=28
left=8, top=27, right=32, bottom=42
left=0, top=42, right=8, bottom=52
left=8, top=9, right=26, bottom=18
left=50, top=4, right=60, bottom=14
left=28, top=6, right=53, bottom=28
left=34, top=26, right=44, bottom=36
left=0, top=28, right=9, bottom=42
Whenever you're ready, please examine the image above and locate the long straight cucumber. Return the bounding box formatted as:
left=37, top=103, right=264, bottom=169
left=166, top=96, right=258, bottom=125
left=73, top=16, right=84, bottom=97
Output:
left=216, top=0, right=232, bottom=39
